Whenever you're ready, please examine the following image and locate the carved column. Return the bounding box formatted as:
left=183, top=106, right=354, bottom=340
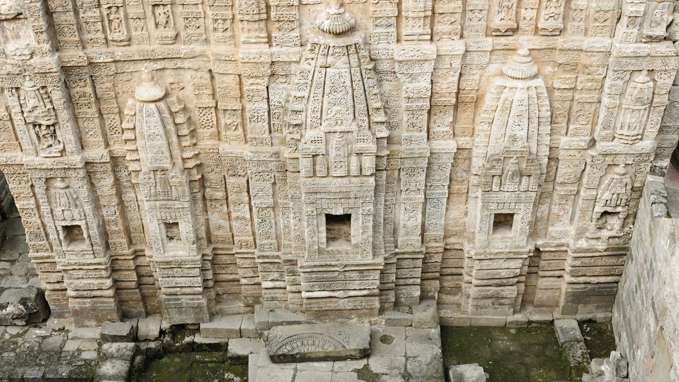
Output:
left=394, top=43, right=436, bottom=307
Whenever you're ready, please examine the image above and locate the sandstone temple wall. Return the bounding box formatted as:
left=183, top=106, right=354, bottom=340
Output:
left=613, top=175, right=679, bottom=382
left=0, top=0, right=678, bottom=326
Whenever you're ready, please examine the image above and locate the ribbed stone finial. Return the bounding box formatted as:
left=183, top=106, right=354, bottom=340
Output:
left=135, top=66, right=166, bottom=102
left=316, top=0, right=355, bottom=35
left=502, top=48, right=538, bottom=80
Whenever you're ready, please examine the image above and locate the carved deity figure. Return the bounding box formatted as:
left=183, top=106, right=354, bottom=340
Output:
left=497, top=0, right=514, bottom=21
left=501, top=157, right=521, bottom=191
left=643, top=1, right=673, bottom=41
left=538, top=0, right=563, bottom=35
left=49, top=178, right=85, bottom=222
left=492, top=0, right=517, bottom=35
left=614, top=71, right=653, bottom=144
left=154, top=5, right=172, bottom=29
left=105, top=5, right=130, bottom=45
left=542, top=0, right=560, bottom=21
left=592, top=166, right=633, bottom=235
left=18, top=77, right=64, bottom=157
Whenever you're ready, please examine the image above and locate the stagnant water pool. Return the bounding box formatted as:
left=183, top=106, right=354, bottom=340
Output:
left=131, top=352, right=248, bottom=382
left=442, top=323, right=616, bottom=382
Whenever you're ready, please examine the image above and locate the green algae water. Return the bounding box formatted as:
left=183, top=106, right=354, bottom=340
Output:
left=442, top=325, right=580, bottom=382
left=132, top=352, right=248, bottom=382
left=580, top=321, right=617, bottom=359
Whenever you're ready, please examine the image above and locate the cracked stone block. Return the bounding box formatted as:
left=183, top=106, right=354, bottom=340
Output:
left=200, top=314, right=243, bottom=338
left=137, top=315, right=161, bottom=341
left=101, top=321, right=136, bottom=342
left=266, top=323, right=370, bottom=363
left=449, top=363, right=487, bottom=382
left=0, top=287, right=49, bottom=325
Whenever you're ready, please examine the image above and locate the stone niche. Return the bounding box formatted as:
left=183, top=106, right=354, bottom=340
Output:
left=0, top=0, right=676, bottom=326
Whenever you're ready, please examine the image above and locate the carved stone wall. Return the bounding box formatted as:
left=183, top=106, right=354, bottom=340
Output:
left=0, top=0, right=677, bottom=324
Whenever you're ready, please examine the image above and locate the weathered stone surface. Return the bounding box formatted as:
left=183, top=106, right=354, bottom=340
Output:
left=412, top=299, right=439, bottom=329
left=0, top=287, right=49, bottom=325
left=101, top=321, right=136, bottom=342
left=613, top=177, right=678, bottom=382
left=449, top=364, right=487, bottom=382
left=0, top=0, right=675, bottom=328
left=200, top=314, right=242, bottom=339
left=227, top=338, right=265, bottom=362
left=265, top=323, right=370, bottom=363
left=554, top=319, right=584, bottom=345
left=137, top=315, right=162, bottom=341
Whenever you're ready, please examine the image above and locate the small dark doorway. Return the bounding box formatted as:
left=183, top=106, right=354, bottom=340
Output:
left=325, top=214, right=351, bottom=249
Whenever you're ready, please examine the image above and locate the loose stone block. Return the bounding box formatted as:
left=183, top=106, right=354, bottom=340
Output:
left=101, top=321, right=136, bottom=342
left=554, top=319, right=584, bottom=345
left=0, top=287, right=49, bottom=325
left=448, top=364, right=487, bottom=382
left=265, top=323, right=371, bottom=363
left=137, top=315, right=162, bottom=341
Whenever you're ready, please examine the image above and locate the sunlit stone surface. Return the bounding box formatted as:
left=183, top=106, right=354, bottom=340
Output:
left=0, top=0, right=677, bottom=330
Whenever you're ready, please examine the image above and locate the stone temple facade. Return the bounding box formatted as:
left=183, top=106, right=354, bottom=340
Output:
left=0, top=0, right=678, bottom=327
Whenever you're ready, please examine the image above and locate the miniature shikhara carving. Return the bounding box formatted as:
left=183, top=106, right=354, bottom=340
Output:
left=0, top=0, right=675, bottom=325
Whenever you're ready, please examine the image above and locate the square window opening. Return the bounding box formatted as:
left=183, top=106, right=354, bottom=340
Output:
left=326, top=214, right=351, bottom=249
left=62, top=224, right=86, bottom=247
left=492, top=213, right=514, bottom=236
left=164, top=222, right=181, bottom=243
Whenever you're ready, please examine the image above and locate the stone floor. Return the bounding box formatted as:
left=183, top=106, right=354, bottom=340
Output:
left=248, top=325, right=444, bottom=382
left=0, top=322, right=100, bottom=381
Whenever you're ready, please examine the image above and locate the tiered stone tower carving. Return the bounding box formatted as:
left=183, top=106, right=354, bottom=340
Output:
left=0, top=0, right=677, bottom=325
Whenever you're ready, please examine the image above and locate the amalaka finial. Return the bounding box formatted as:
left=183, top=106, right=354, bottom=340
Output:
left=316, top=0, right=355, bottom=35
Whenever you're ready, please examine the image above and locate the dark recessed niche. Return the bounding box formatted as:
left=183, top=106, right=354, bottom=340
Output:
left=492, top=213, right=514, bottom=236
left=326, top=214, right=351, bottom=249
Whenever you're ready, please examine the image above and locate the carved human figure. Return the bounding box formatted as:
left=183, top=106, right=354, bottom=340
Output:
left=501, top=157, right=521, bottom=192
left=49, top=178, right=85, bottom=222
left=542, top=0, right=560, bottom=21
left=154, top=4, right=173, bottom=30
left=108, top=6, right=123, bottom=33
left=17, top=77, right=64, bottom=157
left=105, top=5, right=130, bottom=45
left=592, top=166, right=632, bottom=233
left=614, top=70, right=653, bottom=144
left=497, top=0, right=514, bottom=21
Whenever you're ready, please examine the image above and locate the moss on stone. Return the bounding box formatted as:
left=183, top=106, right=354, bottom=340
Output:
left=442, top=325, right=579, bottom=382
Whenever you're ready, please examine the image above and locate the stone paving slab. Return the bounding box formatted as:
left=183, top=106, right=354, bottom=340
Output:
left=251, top=322, right=444, bottom=382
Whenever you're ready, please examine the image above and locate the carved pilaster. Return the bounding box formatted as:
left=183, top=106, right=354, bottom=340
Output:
left=394, top=43, right=435, bottom=307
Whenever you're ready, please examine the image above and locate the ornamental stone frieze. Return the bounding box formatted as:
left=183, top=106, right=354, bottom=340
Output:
left=0, top=0, right=677, bottom=325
